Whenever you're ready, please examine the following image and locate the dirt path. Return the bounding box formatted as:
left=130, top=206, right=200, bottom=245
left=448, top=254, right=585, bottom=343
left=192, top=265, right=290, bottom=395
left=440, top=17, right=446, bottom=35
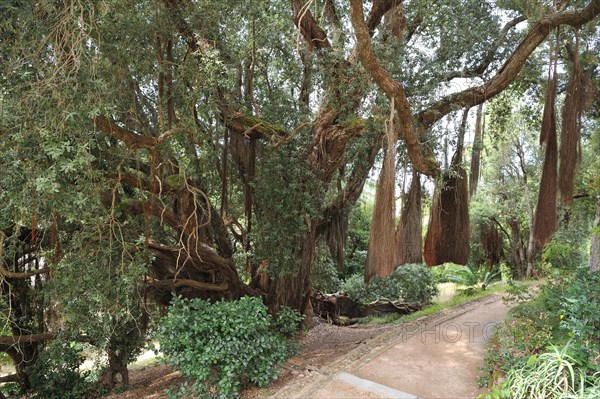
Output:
left=268, top=293, right=511, bottom=399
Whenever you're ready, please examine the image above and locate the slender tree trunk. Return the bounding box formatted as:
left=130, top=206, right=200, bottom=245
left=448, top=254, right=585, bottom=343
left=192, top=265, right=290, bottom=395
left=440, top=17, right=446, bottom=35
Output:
left=590, top=196, right=600, bottom=272
left=469, top=103, right=484, bottom=197
left=508, top=220, right=525, bottom=278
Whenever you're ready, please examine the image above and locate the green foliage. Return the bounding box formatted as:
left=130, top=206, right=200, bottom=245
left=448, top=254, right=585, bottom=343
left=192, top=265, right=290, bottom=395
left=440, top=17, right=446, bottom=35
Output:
left=341, top=264, right=438, bottom=306
left=434, top=263, right=501, bottom=294
left=252, top=138, right=323, bottom=277
left=0, top=383, right=21, bottom=399
left=482, top=266, right=600, bottom=395
left=311, top=243, right=342, bottom=293
left=481, top=343, right=599, bottom=399
left=26, top=340, right=101, bottom=399
left=274, top=306, right=305, bottom=336
left=154, top=296, right=300, bottom=398
left=543, top=236, right=587, bottom=271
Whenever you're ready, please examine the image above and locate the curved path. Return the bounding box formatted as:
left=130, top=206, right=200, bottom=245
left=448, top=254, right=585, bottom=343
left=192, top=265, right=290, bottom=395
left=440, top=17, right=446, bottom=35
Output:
left=271, top=294, right=511, bottom=399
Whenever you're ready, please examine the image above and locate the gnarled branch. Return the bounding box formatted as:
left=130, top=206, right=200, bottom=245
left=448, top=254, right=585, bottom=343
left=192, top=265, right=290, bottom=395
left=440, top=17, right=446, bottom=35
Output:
left=291, top=0, right=331, bottom=50
left=350, top=0, right=440, bottom=177
left=0, top=333, right=56, bottom=345
left=417, top=1, right=600, bottom=129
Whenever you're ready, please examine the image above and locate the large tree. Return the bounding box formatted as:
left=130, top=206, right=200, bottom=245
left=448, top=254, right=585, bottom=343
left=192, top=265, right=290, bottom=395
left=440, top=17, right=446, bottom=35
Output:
left=1, top=0, right=598, bottom=357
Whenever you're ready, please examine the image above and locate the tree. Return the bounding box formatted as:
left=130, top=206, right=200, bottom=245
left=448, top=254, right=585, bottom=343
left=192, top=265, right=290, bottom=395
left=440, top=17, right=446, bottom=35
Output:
left=424, top=108, right=471, bottom=266
left=1, top=2, right=599, bottom=391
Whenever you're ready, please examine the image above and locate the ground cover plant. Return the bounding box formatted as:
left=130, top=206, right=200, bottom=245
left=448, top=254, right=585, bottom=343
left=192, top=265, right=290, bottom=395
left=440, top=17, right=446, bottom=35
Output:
left=480, top=263, right=600, bottom=398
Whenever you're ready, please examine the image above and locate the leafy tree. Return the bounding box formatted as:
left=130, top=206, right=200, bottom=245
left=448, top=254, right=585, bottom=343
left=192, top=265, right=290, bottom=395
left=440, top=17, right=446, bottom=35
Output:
left=1, top=1, right=599, bottom=395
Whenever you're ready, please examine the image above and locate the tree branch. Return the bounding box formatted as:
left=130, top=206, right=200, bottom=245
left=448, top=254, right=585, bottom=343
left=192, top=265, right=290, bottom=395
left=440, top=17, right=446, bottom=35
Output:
left=0, top=266, right=49, bottom=279
left=350, top=0, right=440, bottom=177
left=366, top=0, right=402, bottom=34
left=290, top=0, right=331, bottom=50
left=149, top=278, right=229, bottom=292
left=417, top=1, right=600, bottom=129
left=0, top=374, right=19, bottom=384
left=94, top=116, right=179, bottom=149
left=0, top=333, right=56, bottom=345
left=440, top=15, right=527, bottom=81
left=94, top=116, right=157, bottom=149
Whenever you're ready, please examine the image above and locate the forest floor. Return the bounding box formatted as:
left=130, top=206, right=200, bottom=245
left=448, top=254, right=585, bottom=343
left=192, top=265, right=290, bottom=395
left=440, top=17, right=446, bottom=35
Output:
left=103, top=286, right=517, bottom=399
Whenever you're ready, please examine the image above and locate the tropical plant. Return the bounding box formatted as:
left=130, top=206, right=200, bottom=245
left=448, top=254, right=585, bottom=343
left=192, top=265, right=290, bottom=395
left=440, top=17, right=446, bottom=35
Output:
left=445, top=265, right=501, bottom=293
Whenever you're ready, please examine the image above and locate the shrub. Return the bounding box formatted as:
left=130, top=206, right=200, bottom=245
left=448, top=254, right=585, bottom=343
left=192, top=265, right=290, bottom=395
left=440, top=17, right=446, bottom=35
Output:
left=481, top=343, right=597, bottom=399
left=444, top=264, right=500, bottom=294
left=311, top=245, right=342, bottom=293
left=481, top=266, right=600, bottom=396
left=154, top=296, right=300, bottom=398
left=341, top=264, right=438, bottom=306
left=26, top=340, right=99, bottom=399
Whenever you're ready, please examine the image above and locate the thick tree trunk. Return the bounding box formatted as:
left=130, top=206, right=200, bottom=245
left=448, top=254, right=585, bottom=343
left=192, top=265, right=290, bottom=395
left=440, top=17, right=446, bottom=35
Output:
left=365, top=104, right=398, bottom=282
left=101, top=350, right=130, bottom=389
left=396, top=170, right=423, bottom=265
left=424, top=167, right=471, bottom=266
left=267, top=224, right=318, bottom=319
left=424, top=109, right=470, bottom=266
left=590, top=196, right=600, bottom=273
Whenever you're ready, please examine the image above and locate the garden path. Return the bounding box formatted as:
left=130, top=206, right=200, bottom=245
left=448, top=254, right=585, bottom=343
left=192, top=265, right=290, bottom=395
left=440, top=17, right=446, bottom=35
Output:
left=269, top=293, right=511, bottom=399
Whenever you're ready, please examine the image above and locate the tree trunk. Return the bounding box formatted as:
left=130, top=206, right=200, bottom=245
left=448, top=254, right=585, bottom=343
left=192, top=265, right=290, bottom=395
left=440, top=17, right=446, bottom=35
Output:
left=396, top=170, right=423, bottom=265
left=267, top=224, right=318, bottom=319
left=508, top=220, right=526, bottom=278
left=590, top=196, right=600, bottom=273
left=365, top=103, right=398, bottom=282
left=101, top=350, right=130, bottom=389
left=469, top=103, right=484, bottom=197
left=424, top=167, right=471, bottom=266
left=424, top=109, right=470, bottom=266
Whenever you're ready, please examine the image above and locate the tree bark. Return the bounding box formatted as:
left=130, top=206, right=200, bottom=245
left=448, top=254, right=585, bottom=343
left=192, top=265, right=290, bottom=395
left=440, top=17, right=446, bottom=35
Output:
left=365, top=102, right=398, bottom=282
left=396, top=170, right=423, bottom=265
left=508, top=220, right=526, bottom=278
left=469, top=104, right=484, bottom=197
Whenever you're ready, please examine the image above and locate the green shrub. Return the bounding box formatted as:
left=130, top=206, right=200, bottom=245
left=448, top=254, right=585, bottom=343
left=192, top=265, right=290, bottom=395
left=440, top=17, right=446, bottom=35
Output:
left=154, top=296, right=300, bottom=398
left=311, top=246, right=342, bottom=293
left=341, top=264, right=438, bottom=306
left=482, top=266, right=600, bottom=396
left=26, top=340, right=99, bottom=399
left=0, top=383, right=21, bottom=399
left=481, top=343, right=595, bottom=399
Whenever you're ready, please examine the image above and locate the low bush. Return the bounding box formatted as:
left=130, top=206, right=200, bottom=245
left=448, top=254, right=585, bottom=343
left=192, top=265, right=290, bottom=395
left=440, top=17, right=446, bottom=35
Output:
left=481, top=266, right=600, bottom=397
left=26, top=339, right=101, bottom=399
left=154, top=296, right=301, bottom=398
left=482, top=343, right=600, bottom=399
left=341, top=264, right=438, bottom=306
